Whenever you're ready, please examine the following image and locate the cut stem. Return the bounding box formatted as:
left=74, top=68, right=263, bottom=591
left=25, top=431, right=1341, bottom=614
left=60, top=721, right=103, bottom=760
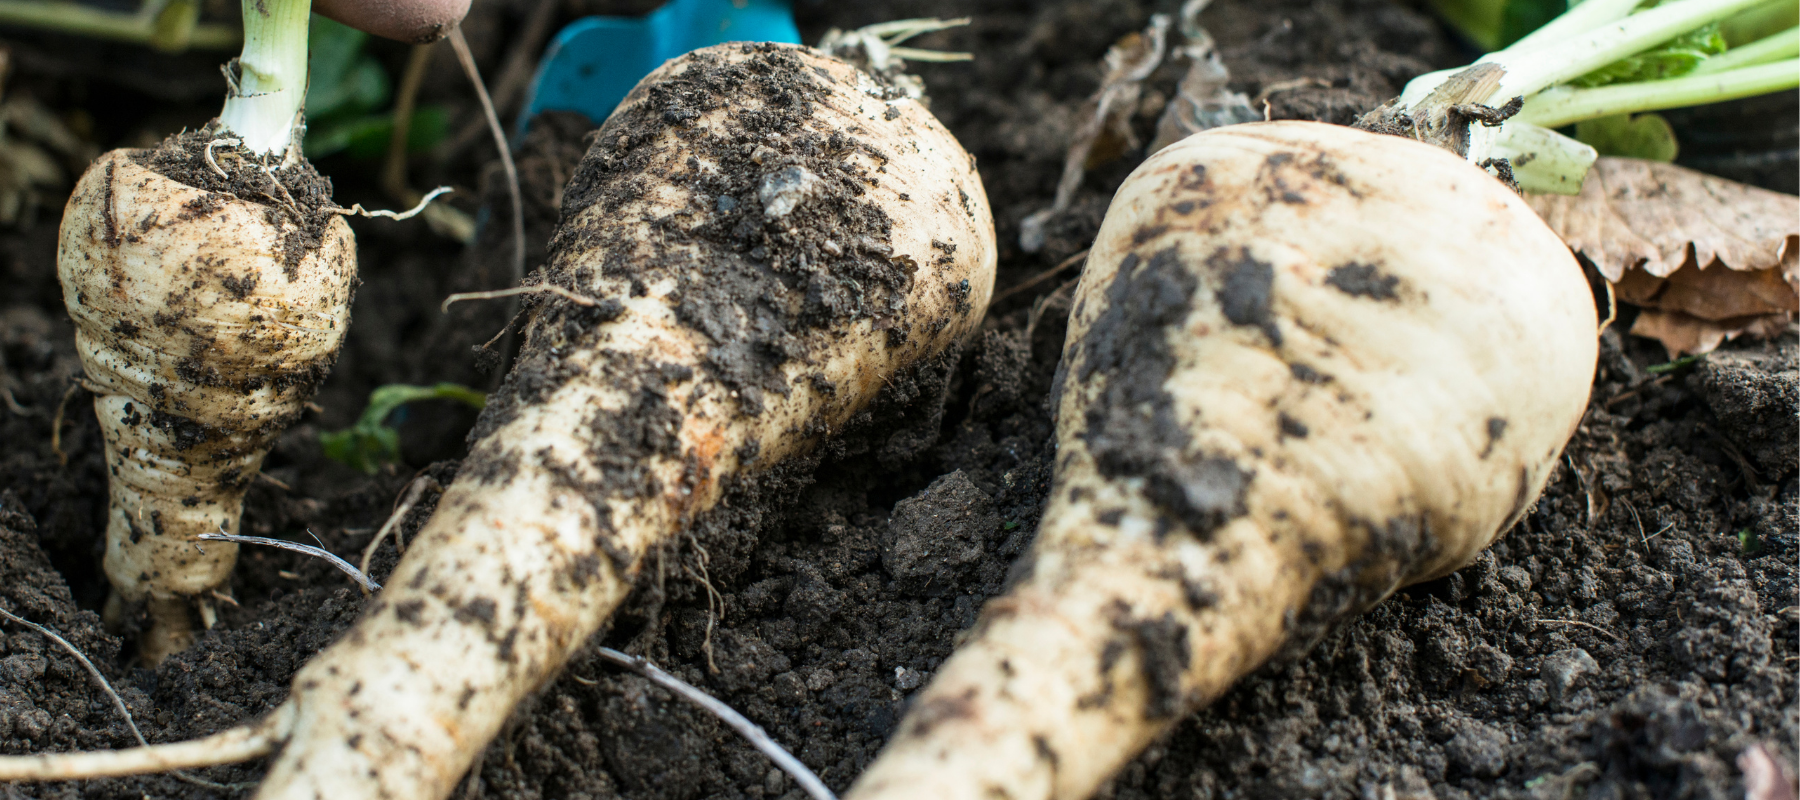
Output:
left=1514, top=58, right=1799, bottom=126
left=217, top=0, right=313, bottom=156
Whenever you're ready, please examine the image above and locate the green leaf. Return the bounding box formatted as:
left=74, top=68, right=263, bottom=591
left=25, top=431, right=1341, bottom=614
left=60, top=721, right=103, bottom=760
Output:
left=1574, top=112, right=1680, bottom=159
left=305, top=106, right=451, bottom=161
left=320, top=383, right=487, bottom=474
left=1501, top=0, right=1569, bottom=47
left=305, top=15, right=390, bottom=121
left=1738, top=528, right=1761, bottom=554
left=1425, top=0, right=1567, bottom=50
left=1569, top=21, right=1728, bottom=86
left=1645, top=354, right=1703, bottom=373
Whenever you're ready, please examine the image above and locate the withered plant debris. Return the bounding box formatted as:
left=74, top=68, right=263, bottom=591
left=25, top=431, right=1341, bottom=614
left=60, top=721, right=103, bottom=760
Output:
left=1527, top=157, right=1798, bottom=356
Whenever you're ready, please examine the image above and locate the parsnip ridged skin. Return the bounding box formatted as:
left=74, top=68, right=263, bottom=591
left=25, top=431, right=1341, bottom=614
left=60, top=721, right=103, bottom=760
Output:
left=58, top=151, right=356, bottom=661
left=849, top=122, right=1597, bottom=800
left=256, top=44, right=993, bottom=800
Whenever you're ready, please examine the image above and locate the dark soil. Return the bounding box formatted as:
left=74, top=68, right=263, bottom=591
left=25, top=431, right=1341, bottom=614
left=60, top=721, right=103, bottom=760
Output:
left=1, top=1, right=1794, bottom=799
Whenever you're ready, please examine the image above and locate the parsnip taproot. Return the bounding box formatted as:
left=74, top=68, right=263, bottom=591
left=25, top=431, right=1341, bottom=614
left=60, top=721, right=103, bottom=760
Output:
left=60, top=0, right=357, bottom=663
left=848, top=121, right=1597, bottom=800
left=2, top=42, right=995, bottom=798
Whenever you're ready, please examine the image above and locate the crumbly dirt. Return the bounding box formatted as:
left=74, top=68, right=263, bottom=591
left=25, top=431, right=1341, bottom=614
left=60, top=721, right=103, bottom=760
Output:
left=0, top=1, right=1794, bottom=799
left=133, top=124, right=341, bottom=279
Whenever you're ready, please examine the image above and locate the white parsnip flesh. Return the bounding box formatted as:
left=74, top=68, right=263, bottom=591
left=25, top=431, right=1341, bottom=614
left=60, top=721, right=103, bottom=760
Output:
left=58, top=148, right=355, bottom=662
left=849, top=121, right=1597, bottom=800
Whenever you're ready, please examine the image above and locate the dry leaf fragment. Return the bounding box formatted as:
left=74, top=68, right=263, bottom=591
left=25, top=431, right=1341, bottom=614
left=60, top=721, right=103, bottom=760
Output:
left=1526, top=157, right=1798, bottom=282
left=1148, top=0, right=1259, bottom=153
left=1019, top=14, right=1170, bottom=253
left=1527, top=157, right=1799, bottom=356
left=1628, top=309, right=1793, bottom=357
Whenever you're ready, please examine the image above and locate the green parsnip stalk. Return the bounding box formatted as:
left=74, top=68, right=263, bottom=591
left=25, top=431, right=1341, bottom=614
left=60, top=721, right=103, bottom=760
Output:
left=218, top=0, right=313, bottom=156
left=1364, top=0, right=1800, bottom=192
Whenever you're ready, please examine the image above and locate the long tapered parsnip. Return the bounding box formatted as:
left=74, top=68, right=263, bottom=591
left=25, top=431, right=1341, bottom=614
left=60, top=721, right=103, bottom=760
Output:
left=2, top=42, right=995, bottom=798
left=848, top=121, right=1597, bottom=800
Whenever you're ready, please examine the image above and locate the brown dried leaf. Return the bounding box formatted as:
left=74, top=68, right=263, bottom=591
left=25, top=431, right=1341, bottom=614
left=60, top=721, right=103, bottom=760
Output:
left=1614, top=251, right=1799, bottom=320
left=1019, top=14, right=1170, bottom=252
left=1526, top=157, right=1799, bottom=282
left=1628, top=309, right=1794, bottom=358
left=1148, top=0, right=1258, bottom=153
left=1528, top=158, right=1799, bottom=356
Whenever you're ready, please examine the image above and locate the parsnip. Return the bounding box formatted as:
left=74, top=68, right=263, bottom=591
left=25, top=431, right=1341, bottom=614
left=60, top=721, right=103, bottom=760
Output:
left=59, top=146, right=355, bottom=662
left=60, top=0, right=357, bottom=663
left=848, top=121, right=1596, bottom=800
left=2, top=42, right=995, bottom=799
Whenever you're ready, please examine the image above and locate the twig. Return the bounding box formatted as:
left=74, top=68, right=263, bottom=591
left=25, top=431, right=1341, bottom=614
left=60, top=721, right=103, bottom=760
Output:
left=449, top=24, right=529, bottom=387
left=993, top=248, right=1089, bottom=303
left=255, top=471, right=292, bottom=491
left=592, top=646, right=838, bottom=800
left=203, top=137, right=239, bottom=179
left=441, top=283, right=603, bottom=313
left=1, top=385, right=33, bottom=416
left=359, top=475, right=442, bottom=595
left=0, top=607, right=252, bottom=791
left=330, top=186, right=454, bottom=221
left=197, top=531, right=381, bottom=593
left=0, top=606, right=147, bottom=746
left=682, top=532, right=725, bottom=674
left=50, top=380, right=85, bottom=466
left=0, top=704, right=294, bottom=781
left=448, top=26, right=525, bottom=294
left=1536, top=618, right=1623, bottom=642
left=1253, top=76, right=1331, bottom=104
left=383, top=42, right=436, bottom=205
left=440, top=0, right=559, bottom=159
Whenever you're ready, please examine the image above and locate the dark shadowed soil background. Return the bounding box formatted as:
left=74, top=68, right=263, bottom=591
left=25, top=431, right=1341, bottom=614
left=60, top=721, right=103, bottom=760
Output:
left=1, top=1, right=1794, bottom=798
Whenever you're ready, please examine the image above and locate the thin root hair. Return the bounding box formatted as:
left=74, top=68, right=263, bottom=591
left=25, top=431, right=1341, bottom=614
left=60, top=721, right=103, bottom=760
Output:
left=198, top=531, right=381, bottom=593
left=590, top=647, right=839, bottom=800
left=331, top=186, right=455, bottom=221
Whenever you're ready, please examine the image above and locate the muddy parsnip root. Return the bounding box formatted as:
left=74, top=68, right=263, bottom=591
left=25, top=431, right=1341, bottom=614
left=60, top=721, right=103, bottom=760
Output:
left=58, top=148, right=355, bottom=663
left=847, top=121, right=1597, bottom=800
left=256, top=42, right=992, bottom=800
left=1, top=42, right=996, bottom=798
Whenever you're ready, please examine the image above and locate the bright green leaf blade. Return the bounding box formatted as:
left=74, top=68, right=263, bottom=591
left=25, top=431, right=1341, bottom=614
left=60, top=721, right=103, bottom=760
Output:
left=320, top=384, right=486, bottom=474
left=1429, top=0, right=1510, bottom=50
left=1574, top=112, right=1681, bottom=159
left=305, top=14, right=371, bottom=119
left=1502, top=0, right=1570, bottom=47
left=1569, top=22, right=1728, bottom=86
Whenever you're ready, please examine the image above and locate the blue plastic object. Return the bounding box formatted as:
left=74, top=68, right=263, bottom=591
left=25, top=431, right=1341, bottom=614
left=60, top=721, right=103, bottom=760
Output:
left=519, top=0, right=800, bottom=133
